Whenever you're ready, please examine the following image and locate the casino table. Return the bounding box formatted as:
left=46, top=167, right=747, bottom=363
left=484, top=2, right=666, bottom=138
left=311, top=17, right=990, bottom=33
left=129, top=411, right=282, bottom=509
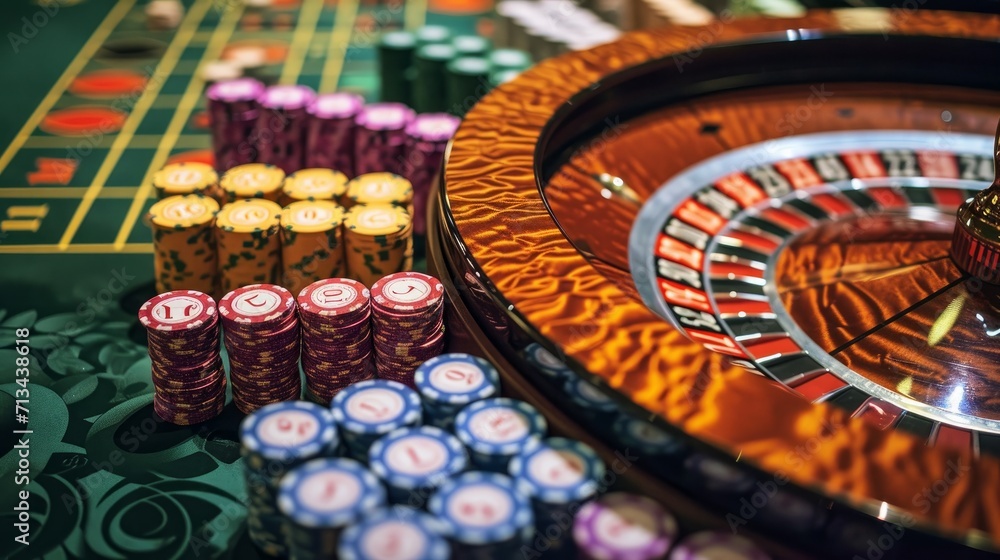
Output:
left=3, top=1, right=1000, bottom=559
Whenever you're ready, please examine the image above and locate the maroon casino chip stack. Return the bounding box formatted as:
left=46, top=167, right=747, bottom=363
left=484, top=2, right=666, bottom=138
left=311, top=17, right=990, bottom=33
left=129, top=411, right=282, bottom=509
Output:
left=207, top=78, right=266, bottom=172
left=403, top=113, right=460, bottom=236
left=370, top=272, right=446, bottom=387
left=219, top=284, right=302, bottom=413
left=306, top=92, right=364, bottom=176
left=353, top=102, right=416, bottom=176
left=256, top=85, right=317, bottom=174
left=139, top=290, right=227, bottom=426
left=297, top=278, right=376, bottom=404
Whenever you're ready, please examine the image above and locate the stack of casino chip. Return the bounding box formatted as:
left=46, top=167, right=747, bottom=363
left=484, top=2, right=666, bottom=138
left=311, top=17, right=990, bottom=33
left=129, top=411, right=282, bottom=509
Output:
left=256, top=84, right=317, bottom=173
left=337, top=507, right=450, bottom=560
left=240, top=401, right=339, bottom=556
left=428, top=471, right=534, bottom=558
left=370, top=272, right=445, bottom=385
left=280, top=168, right=348, bottom=206
left=368, top=425, right=468, bottom=505
left=215, top=198, right=282, bottom=292
left=279, top=201, right=347, bottom=297
left=152, top=162, right=223, bottom=203
left=414, top=353, right=500, bottom=430
left=573, top=493, right=679, bottom=560
left=306, top=93, right=363, bottom=176
left=455, top=398, right=547, bottom=472
left=510, top=437, right=607, bottom=555
left=207, top=77, right=265, bottom=171
left=566, top=376, right=620, bottom=419
left=668, top=532, right=772, bottom=560
left=612, top=415, right=685, bottom=459
left=219, top=284, right=301, bottom=413
left=524, top=342, right=574, bottom=379
left=147, top=194, right=219, bottom=295
left=297, top=278, right=375, bottom=403
left=403, top=113, right=460, bottom=236
left=139, top=290, right=227, bottom=425
left=219, top=163, right=286, bottom=203
left=278, top=458, right=386, bottom=560
left=344, top=205, right=413, bottom=286
left=354, top=102, right=416, bottom=176
left=331, top=379, right=422, bottom=461
left=344, top=172, right=414, bottom=217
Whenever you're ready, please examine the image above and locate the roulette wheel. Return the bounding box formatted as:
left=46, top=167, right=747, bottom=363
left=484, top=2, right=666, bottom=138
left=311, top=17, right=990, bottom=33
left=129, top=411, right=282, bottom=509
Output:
left=428, top=8, right=1000, bottom=559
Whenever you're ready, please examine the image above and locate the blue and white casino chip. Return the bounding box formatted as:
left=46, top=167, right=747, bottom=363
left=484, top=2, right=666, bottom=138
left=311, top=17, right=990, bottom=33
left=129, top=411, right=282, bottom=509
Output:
left=414, top=354, right=501, bottom=430
left=239, top=401, right=338, bottom=473
left=369, top=426, right=469, bottom=494
left=337, top=506, right=450, bottom=560
left=523, top=343, right=572, bottom=379
left=332, top=379, right=423, bottom=435
left=509, top=437, right=606, bottom=504
left=277, top=457, right=385, bottom=529
left=429, top=471, right=534, bottom=546
left=564, top=377, right=619, bottom=414
left=455, top=398, right=547, bottom=471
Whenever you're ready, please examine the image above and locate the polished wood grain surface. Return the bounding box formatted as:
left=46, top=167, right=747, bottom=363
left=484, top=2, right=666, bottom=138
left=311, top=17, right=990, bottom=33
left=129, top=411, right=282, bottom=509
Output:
left=442, top=10, right=1000, bottom=547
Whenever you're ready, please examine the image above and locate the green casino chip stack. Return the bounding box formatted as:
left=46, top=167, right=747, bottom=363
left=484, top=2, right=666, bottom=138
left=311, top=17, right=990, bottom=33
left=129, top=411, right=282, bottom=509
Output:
left=446, top=56, right=491, bottom=116
left=452, top=34, right=492, bottom=58
left=415, top=24, right=452, bottom=46
left=413, top=43, right=456, bottom=113
left=378, top=30, right=417, bottom=104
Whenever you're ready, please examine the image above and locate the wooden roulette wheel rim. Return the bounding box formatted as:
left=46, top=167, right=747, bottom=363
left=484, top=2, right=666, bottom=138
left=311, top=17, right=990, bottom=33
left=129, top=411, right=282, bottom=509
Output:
left=432, top=8, right=1000, bottom=558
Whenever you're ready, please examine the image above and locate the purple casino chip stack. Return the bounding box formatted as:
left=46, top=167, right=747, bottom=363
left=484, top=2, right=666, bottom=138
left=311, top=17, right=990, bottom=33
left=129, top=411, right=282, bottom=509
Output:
left=306, top=92, right=364, bottom=176
left=403, top=113, right=459, bottom=236
left=668, top=531, right=771, bottom=560
left=256, top=84, right=317, bottom=174
left=354, top=102, right=416, bottom=176
left=573, top=493, right=679, bottom=560
left=207, top=78, right=266, bottom=172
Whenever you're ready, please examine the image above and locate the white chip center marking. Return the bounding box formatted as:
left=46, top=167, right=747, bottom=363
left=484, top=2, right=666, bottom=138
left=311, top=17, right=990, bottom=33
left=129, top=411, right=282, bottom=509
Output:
left=417, top=118, right=455, bottom=136
left=527, top=449, right=586, bottom=487
left=356, top=208, right=394, bottom=229
left=359, top=521, right=426, bottom=560
left=311, top=283, right=359, bottom=309
left=445, top=485, right=512, bottom=528
left=346, top=388, right=404, bottom=422
left=532, top=346, right=565, bottom=369
left=470, top=408, right=529, bottom=443
left=383, top=278, right=430, bottom=303
left=292, top=206, right=333, bottom=225
left=367, top=106, right=405, bottom=126
left=593, top=504, right=658, bottom=550
left=232, top=289, right=282, bottom=316
left=162, top=200, right=210, bottom=221
left=385, top=436, right=447, bottom=475
left=216, top=80, right=257, bottom=97
left=298, top=470, right=362, bottom=512
left=295, top=175, right=332, bottom=193
left=429, top=362, right=484, bottom=393
left=363, top=181, right=394, bottom=197
left=257, top=410, right=321, bottom=448
left=229, top=203, right=274, bottom=226
left=318, top=95, right=356, bottom=113
left=231, top=171, right=270, bottom=189
left=576, top=380, right=612, bottom=403
left=151, top=296, right=205, bottom=324
left=165, top=168, right=204, bottom=186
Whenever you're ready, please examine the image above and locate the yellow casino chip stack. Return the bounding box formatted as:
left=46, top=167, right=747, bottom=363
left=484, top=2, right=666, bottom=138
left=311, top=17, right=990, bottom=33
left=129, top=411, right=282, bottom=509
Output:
left=215, top=199, right=283, bottom=293
left=344, top=172, right=414, bottom=216
left=152, top=162, right=223, bottom=203
left=279, top=200, right=347, bottom=296
left=146, top=194, right=220, bottom=295
left=343, top=204, right=413, bottom=286
left=280, top=168, right=349, bottom=206
left=220, top=163, right=286, bottom=203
